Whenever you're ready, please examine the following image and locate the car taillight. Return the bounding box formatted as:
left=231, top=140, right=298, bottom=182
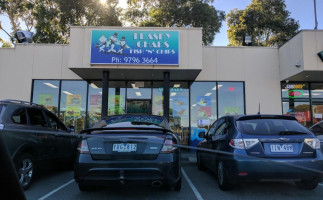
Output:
left=77, top=140, right=90, bottom=154
left=304, top=138, right=320, bottom=150
left=229, top=139, right=259, bottom=149
left=161, top=139, right=177, bottom=153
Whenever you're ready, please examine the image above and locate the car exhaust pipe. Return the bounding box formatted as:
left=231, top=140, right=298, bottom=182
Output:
left=152, top=180, right=163, bottom=187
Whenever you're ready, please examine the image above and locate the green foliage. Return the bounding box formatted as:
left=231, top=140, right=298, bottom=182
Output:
left=1, top=40, right=13, bottom=47
left=124, top=0, right=225, bottom=45
left=1, top=0, right=122, bottom=44
left=226, top=0, right=299, bottom=47
left=33, top=0, right=122, bottom=43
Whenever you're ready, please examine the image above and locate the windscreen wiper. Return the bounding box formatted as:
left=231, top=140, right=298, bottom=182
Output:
left=279, top=131, right=308, bottom=135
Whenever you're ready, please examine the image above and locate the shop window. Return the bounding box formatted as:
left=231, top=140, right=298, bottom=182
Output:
left=127, top=81, right=151, bottom=100
left=311, top=83, right=323, bottom=98
left=108, top=81, right=126, bottom=116
left=88, top=81, right=103, bottom=127
left=169, top=82, right=189, bottom=145
left=32, top=80, right=59, bottom=115
left=59, top=80, right=87, bottom=133
left=218, top=82, right=245, bottom=117
left=190, top=82, right=217, bottom=147
left=152, top=82, right=164, bottom=116
left=281, top=82, right=309, bottom=99
left=283, top=101, right=311, bottom=127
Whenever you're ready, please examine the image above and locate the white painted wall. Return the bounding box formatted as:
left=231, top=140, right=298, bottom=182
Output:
left=279, top=30, right=323, bottom=80
left=198, top=47, right=282, bottom=115
left=0, top=44, right=79, bottom=101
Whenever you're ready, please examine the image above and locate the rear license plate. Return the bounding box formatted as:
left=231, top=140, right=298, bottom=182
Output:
left=113, top=143, right=137, bottom=152
left=270, top=144, right=293, bottom=153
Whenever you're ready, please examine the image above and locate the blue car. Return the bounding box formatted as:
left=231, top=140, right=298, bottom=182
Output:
left=197, top=115, right=323, bottom=190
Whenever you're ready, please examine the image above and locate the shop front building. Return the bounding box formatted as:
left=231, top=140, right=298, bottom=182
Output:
left=1, top=27, right=322, bottom=146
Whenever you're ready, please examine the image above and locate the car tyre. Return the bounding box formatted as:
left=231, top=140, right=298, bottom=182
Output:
left=217, top=161, right=233, bottom=191
left=197, top=151, right=206, bottom=171
left=295, top=179, right=319, bottom=190
left=15, top=153, right=36, bottom=190
left=168, top=177, right=182, bottom=191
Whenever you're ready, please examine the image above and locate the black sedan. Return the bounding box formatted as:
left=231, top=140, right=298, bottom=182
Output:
left=74, top=114, right=181, bottom=191
left=197, top=115, right=323, bottom=191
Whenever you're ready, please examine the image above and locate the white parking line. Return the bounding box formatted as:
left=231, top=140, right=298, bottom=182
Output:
left=181, top=168, right=204, bottom=200
left=38, top=179, right=75, bottom=200
left=319, top=183, right=323, bottom=187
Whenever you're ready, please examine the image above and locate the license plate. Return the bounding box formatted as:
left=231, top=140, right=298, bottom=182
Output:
left=113, top=143, right=137, bottom=152
left=270, top=144, right=293, bottom=153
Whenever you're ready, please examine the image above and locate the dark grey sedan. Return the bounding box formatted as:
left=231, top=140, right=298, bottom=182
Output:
left=74, top=114, right=181, bottom=191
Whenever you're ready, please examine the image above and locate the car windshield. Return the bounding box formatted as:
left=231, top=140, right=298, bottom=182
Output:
left=236, top=119, right=312, bottom=135
left=93, top=115, right=171, bottom=130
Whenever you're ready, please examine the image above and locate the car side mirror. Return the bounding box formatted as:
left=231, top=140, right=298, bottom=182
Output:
left=68, top=126, right=75, bottom=133
left=198, top=131, right=206, bottom=138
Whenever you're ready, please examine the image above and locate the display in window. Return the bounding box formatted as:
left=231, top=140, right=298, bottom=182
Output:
left=66, top=95, right=82, bottom=117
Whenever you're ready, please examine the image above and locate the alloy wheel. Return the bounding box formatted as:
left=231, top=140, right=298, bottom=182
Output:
left=18, top=157, right=33, bottom=188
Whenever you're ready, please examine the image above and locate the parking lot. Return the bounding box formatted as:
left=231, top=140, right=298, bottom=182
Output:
left=24, top=152, right=323, bottom=200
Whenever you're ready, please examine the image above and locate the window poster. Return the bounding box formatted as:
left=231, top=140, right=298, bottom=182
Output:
left=66, top=95, right=81, bottom=117
left=196, top=96, right=211, bottom=117
left=108, top=95, right=124, bottom=115
left=38, top=94, right=53, bottom=111
left=89, top=95, right=102, bottom=114
left=171, top=96, right=188, bottom=117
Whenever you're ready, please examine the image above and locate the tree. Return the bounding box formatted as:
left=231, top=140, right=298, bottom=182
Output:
left=1, top=40, right=12, bottom=47
left=1, top=0, right=122, bottom=44
left=33, top=0, right=122, bottom=43
left=226, top=0, right=299, bottom=47
left=124, top=0, right=225, bottom=45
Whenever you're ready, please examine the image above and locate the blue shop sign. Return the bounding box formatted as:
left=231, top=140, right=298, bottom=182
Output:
left=90, top=30, right=179, bottom=65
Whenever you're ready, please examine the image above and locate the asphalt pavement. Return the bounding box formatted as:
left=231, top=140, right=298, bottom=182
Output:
left=23, top=152, right=323, bottom=200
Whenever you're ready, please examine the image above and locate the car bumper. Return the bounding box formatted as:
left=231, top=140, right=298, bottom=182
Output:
left=74, top=153, right=181, bottom=186
left=229, top=154, right=323, bottom=182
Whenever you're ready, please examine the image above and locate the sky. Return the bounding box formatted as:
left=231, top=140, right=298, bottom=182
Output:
left=0, top=0, right=322, bottom=46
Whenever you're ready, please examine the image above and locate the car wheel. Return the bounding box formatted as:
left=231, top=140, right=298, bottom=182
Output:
left=15, top=153, right=35, bottom=190
left=168, top=177, right=182, bottom=191
left=295, top=179, right=319, bottom=190
left=78, top=183, right=94, bottom=191
left=217, top=161, right=233, bottom=191
left=197, top=151, right=206, bottom=171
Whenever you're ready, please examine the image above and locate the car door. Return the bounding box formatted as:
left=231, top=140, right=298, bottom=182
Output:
left=26, top=108, right=57, bottom=161
left=44, top=111, right=75, bottom=161
left=198, top=120, right=218, bottom=169
left=209, top=118, right=228, bottom=172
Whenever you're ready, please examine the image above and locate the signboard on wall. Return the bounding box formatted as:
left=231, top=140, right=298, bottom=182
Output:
left=90, top=30, right=179, bottom=65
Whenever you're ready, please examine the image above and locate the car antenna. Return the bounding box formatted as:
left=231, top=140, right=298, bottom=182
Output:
left=257, top=103, right=261, bottom=115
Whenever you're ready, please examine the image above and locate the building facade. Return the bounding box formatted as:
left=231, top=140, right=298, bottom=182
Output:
left=1, top=27, right=322, bottom=146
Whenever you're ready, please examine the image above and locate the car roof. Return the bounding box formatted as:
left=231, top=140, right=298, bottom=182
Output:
left=0, top=99, right=44, bottom=109
left=224, top=114, right=297, bottom=121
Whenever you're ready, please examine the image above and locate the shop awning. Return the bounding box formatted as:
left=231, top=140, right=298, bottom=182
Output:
left=282, top=71, right=323, bottom=82
left=69, top=68, right=201, bottom=81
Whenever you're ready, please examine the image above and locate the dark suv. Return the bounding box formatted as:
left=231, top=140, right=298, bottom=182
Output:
left=0, top=100, right=78, bottom=190
left=197, top=115, right=323, bottom=190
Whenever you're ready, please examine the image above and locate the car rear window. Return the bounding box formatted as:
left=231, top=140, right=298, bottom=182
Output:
left=236, top=119, right=311, bottom=135
left=94, top=115, right=170, bottom=130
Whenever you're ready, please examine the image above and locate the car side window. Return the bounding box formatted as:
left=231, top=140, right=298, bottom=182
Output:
left=11, top=108, right=27, bottom=125
left=214, top=122, right=227, bottom=136
left=207, top=121, right=219, bottom=137
left=45, top=111, right=68, bottom=131
left=27, top=108, right=47, bottom=127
